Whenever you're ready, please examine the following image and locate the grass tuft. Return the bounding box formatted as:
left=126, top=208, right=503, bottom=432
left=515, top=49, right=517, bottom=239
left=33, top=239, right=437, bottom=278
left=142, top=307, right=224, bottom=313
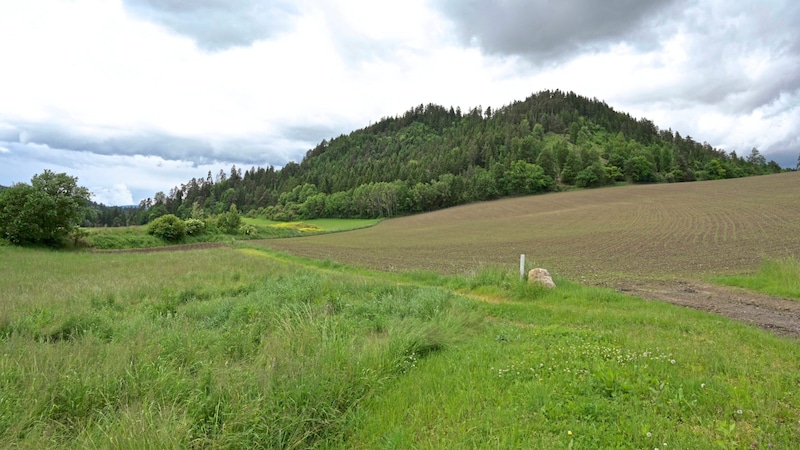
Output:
left=715, top=257, right=800, bottom=299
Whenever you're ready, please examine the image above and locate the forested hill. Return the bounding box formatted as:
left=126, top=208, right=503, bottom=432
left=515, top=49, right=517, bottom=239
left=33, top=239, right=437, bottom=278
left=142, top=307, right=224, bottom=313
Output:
left=94, top=90, right=783, bottom=226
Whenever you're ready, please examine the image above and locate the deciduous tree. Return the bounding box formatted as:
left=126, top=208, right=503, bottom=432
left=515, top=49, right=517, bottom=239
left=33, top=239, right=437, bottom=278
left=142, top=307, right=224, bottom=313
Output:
left=0, top=170, right=91, bottom=246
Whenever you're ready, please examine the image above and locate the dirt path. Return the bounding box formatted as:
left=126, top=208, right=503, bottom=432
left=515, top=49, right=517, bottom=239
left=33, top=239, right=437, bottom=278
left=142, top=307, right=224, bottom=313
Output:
left=614, top=280, right=800, bottom=338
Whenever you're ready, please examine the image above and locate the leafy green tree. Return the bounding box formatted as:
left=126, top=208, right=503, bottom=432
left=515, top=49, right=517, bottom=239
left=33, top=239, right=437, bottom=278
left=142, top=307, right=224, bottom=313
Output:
left=0, top=170, right=91, bottom=246
left=217, top=204, right=242, bottom=233
left=560, top=151, right=582, bottom=185
left=704, top=158, right=727, bottom=180
left=147, top=214, right=186, bottom=242
left=575, top=162, right=607, bottom=188
left=625, top=155, right=656, bottom=183
left=746, top=148, right=766, bottom=170
left=532, top=123, right=545, bottom=141
left=504, top=161, right=553, bottom=195
left=536, top=147, right=558, bottom=181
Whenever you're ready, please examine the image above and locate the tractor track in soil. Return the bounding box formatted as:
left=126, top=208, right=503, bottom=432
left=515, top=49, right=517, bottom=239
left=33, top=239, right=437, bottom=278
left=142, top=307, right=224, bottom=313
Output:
left=613, top=280, right=800, bottom=339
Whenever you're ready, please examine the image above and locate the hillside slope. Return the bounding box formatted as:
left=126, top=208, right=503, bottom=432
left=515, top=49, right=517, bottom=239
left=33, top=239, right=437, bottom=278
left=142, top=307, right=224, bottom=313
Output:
left=93, top=90, right=784, bottom=226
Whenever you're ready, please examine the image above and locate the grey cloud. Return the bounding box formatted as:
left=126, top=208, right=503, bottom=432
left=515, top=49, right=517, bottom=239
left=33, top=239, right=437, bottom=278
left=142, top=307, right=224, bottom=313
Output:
left=433, top=0, right=680, bottom=63
left=121, top=0, right=299, bottom=51
left=671, top=1, right=800, bottom=113
left=0, top=116, right=364, bottom=171
left=282, top=124, right=349, bottom=144
left=763, top=133, right=800, bottom=169
left=1, top=122, right=297, bottom=167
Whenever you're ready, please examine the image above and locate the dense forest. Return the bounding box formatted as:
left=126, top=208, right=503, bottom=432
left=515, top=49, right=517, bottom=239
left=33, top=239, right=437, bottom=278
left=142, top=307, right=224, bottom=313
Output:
left=89, top=90, right=784, bottom=226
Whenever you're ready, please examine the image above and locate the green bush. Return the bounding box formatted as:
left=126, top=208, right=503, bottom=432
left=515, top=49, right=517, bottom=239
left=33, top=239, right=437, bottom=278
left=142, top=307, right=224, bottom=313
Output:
left=184, top=218, right=206, bottom=236
left=147, top=214, right=186, bottom=242
left=239, top=224, right=257, bottom=236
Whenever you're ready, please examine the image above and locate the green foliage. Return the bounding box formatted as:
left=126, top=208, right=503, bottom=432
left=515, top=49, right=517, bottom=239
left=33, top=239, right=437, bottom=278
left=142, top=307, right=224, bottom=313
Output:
left=86, top=226, right=165, bottom=249
left=503, top=161, right=554, bottom=195
left=239, top=224, right=257, bottom=235
left=0, top=170, right=91, bottom=246
left=217, top=205, right=241, bottom=234
left=575, top=161, right=607, bottom=188
left=625, top=155, right=656, bottom=183
left=184, top=218, right=206, bottom=236
left=147, top=214, right=186, bottom=242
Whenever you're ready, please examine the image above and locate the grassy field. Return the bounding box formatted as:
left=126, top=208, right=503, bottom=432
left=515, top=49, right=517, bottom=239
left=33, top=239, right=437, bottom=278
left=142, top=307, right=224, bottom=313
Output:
left=257, top=172, right=800, bottom=282
left=3, top=174, right=800, bottom=447
left=2, top=243, right=800, bottom=448
left=84, top=218, right=379, bottom=249
left=243, top=217, right=381, bottom=233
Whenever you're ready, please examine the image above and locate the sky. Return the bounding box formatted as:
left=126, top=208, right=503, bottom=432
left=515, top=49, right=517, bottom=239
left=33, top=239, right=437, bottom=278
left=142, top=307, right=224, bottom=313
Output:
left=0, top=0, right=798, bottom=206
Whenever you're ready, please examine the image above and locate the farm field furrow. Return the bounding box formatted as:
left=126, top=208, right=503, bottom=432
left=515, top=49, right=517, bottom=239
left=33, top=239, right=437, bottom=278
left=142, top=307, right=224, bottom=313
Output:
left=257, top=172, right=800, bottom=281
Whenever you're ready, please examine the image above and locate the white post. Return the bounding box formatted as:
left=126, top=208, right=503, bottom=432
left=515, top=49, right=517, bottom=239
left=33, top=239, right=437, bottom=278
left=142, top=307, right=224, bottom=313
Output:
left=520, top=254, right=526, bottom=280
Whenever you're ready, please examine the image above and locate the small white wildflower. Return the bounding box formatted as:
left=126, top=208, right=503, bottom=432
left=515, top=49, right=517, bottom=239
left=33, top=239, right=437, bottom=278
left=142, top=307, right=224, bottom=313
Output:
left=670, top=359, right=676, bottom=364
left=646, top=432, right=652, bottom=438
left=701, top=383, right=706, bottom=388
left=737, top=409, right=743, bottom=415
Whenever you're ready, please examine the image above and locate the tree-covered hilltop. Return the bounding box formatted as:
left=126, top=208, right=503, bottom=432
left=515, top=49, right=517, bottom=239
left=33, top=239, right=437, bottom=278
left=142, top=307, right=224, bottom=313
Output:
left=92, top=90, right=783, bottom=226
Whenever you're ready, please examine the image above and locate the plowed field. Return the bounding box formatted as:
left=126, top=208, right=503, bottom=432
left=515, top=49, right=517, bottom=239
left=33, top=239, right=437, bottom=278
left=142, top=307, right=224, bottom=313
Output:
left=255, top=172, right=800, bottom=336
left=257, top=172, right=800, bottom=280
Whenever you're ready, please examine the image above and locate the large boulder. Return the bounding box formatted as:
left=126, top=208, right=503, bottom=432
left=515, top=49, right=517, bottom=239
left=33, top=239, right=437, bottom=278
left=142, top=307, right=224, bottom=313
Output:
left=528, top=268, right=556, bottom=289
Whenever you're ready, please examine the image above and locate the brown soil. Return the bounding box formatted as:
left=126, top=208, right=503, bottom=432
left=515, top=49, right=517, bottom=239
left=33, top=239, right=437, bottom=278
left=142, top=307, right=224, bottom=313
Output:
left=612, top=279, right=800, bottom=339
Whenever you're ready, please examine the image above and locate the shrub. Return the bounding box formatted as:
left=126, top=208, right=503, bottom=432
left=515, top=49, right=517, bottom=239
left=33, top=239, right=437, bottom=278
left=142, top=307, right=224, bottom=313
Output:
left=184, top=218, right=206, bottom=236
left=147, top=214, right=186, bottom=242
left=239, top=224, right=258, bottom=236
left=217, top=205, right=242, bottom=234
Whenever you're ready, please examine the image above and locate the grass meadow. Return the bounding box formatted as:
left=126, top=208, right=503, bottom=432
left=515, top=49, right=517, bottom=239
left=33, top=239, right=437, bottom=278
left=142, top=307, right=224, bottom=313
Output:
left=84, top=218, right=379, bottom=250
left=2, top=244, right=799, bottom=448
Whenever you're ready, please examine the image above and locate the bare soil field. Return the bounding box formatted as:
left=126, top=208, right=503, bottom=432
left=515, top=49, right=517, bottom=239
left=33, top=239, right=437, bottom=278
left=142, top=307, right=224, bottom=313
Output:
left=256, top=172, right=800, bottom=336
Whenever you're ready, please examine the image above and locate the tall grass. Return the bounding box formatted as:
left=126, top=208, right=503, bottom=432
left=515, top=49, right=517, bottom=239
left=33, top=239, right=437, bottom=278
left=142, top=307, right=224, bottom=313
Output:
left=2, top=246, right=799, bottom=448
left=715, top=257, right=800, bottom=299
left=0, top=246, right=477, bottom=448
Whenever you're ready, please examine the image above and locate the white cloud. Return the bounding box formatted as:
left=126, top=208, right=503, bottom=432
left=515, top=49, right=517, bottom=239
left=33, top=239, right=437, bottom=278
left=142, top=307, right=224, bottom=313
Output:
left=91, top=184, right=134, bottom=206
left=0, top=0, right=797, bottom=204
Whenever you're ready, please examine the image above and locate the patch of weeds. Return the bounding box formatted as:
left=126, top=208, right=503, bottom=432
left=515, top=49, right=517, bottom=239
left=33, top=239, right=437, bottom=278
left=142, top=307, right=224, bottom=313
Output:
left=43, top=313, right=114, bottom=343
left=90, top=292, right=121, bottom=312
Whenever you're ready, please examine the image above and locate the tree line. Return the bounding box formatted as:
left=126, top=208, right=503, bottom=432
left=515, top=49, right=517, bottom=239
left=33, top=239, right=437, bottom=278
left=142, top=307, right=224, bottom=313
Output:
left=90, top=90, right=785, bottom=225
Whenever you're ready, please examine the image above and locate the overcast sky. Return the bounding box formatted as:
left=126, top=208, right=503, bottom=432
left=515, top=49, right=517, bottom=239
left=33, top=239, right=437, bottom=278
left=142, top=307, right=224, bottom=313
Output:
left=1, top=0, right=798, bottom=205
